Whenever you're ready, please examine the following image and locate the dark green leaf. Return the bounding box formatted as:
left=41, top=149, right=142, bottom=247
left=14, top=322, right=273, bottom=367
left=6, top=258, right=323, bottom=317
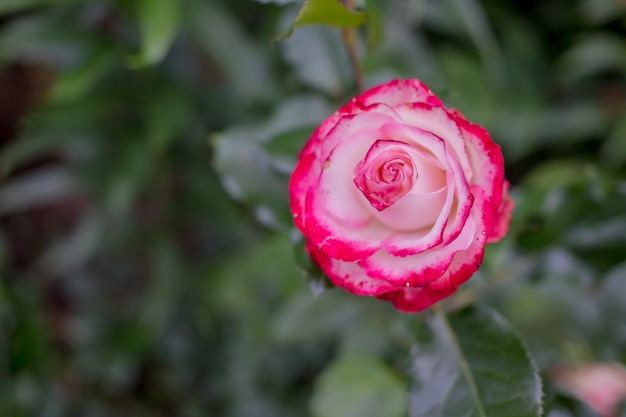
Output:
left=51, top=45, right=121, bottom=101
left=291, top=231, right=333, bottom=296
left=0, top=0, right=79, bottom=16
left=442, top=0, right=507, bottom=86
left=212, top=95, right=331, bottom=230
left=254, top=0, right=299, bottom=4
left=277, top=0, right=366, bottom=40
left=410, top=306, right=543, bottom=417
left=185, top=0, right=275, bottom=100
left=311, top=355, right=407, bottom=417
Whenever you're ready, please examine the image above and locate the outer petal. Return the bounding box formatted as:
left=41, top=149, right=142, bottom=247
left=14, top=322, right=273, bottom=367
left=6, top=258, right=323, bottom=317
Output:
left=487, top=180, right=514, bottom=243
left=427, top=187, right=491, bottom=290
left=377, top=286, right=457, bottom=313
left=354, top=79, right=444, bottom=109
left=306, top=241, right=398, bottom=296
left=395, top=103, right=473, bottom=181
left=358, top=195, right=477, bottom=288
left=378, top=187, right=491, bottom=312
left=448, top=108, right=504, bottom=211
left=293, top=110, right=405, bottom=262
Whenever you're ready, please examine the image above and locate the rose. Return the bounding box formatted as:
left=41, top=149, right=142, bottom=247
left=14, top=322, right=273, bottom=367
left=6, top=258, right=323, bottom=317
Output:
left=552, top=363, right=626, bottom=417
left=289, top=79, right=513, bottom=312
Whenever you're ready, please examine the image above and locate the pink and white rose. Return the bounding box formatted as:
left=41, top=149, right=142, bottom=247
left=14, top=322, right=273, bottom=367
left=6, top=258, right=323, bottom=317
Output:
left=289, top=79, right=513, bottom=312
left=552, top=363, right=626, bottom=417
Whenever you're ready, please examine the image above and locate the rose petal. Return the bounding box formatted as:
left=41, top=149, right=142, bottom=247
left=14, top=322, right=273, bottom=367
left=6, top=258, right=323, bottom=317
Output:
left=377, top=286, right=457, bottom=313
left=353, top=140, right=420, bottom=211
left=377, top=187, right=491, bottom=312
left=487, top=180, right=514, bottom=243
left=359, top=201, right=477, bottom=288
left=376, top=123, right=473, bottom=256
left=296, top=111, right=407, bottom=262
left=448, top=108, right=505, bottom=211
left=355, top=79, right=444, bottom=109
left=375, top=186, right=448, bottom=231
left=395, top=103, right=473, bottom=182
left=427, top=187, right=491, bottom=290
left=306, top=240, right=398, bottom=296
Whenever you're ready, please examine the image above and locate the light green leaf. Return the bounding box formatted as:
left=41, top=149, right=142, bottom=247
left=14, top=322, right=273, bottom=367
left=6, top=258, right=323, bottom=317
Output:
left=278, top=0, right=366, bottom=40
left=311, top=355, right=407, bottom=417
left=410, top=306, right=543, bottom=417
left=131, top=0, right=180, bottom=66
left=295, top=0, right=366, bottom=26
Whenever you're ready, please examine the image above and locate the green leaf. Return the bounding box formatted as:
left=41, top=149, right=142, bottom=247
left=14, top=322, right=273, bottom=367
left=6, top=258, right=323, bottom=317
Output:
left=291, top=231, right=333, bottom=296
left=212, top=95, right=332, bottom=230
left=131, top=0, right=180, bottom=66
left=280, top=25, right=351, bottom=94
left=600, top=116, right=626, bottom=169
left=311, top=355, right=407, bottom=417
left=0, top=0, right=79, bottom=15
left=254, top=0, right=299, bottom=4
left=277, top=0, right=366, bottom=40
left=410, top=306, right=543, bottom=417
left=51, top=45, right=121, bottom=102
left=295, top=0, right=366, bottom=26
left=443, top=0, right=507, bottom=86
left=557, top=33, right=626, bottom=83
left=185, top=0, right=276, bottom=100
left=212, top=127, right=293, bottom=230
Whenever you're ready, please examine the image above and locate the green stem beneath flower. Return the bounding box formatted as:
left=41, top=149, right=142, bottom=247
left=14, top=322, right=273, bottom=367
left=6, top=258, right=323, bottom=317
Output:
left=340, top=0, right=363, bottom=94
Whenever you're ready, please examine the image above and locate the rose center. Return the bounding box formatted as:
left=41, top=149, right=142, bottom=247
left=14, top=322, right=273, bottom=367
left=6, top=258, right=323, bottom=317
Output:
left=353, top=141, right=418, bottom=211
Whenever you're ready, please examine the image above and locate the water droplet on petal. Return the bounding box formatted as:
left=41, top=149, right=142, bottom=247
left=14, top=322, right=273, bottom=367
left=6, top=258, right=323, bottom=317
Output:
left=405, top=281, right=410, bottom=287
left=481, top=230, right=487, bottom=235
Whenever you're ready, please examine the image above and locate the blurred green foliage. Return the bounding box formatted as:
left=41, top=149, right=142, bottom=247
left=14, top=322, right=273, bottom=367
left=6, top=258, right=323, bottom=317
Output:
left=0, top=0, right=625, bottom=416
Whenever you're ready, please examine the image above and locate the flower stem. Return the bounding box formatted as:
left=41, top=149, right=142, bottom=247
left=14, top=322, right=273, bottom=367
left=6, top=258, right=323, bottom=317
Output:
left=340, top=0, right=363, bottom=94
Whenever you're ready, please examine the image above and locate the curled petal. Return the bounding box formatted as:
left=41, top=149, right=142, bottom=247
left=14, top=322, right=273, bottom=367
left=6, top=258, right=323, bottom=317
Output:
left=353, top=140, right=419, bottom=211
left=359, top=194, right=478, bottom=288
left=378, top=187, right=491, bottom=312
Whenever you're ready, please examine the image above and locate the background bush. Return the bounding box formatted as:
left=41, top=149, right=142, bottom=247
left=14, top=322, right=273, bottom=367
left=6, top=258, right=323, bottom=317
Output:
left=0, top=0, right=625, bottom=416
